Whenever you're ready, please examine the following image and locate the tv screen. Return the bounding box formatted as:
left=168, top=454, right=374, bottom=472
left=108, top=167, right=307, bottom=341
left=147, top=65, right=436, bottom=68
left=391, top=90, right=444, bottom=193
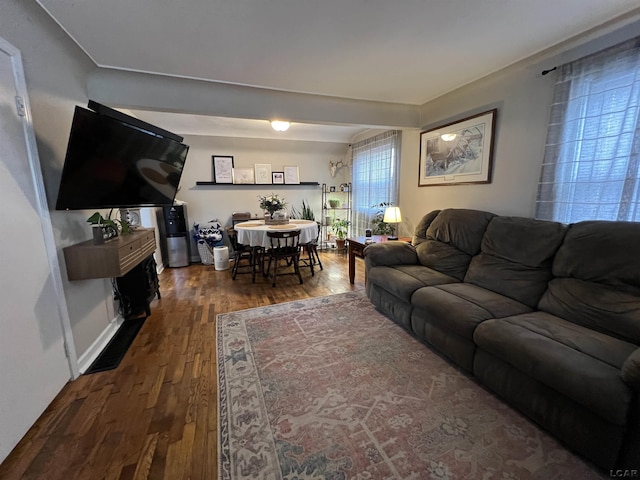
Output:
left=55, top=106, right=189, bottom=210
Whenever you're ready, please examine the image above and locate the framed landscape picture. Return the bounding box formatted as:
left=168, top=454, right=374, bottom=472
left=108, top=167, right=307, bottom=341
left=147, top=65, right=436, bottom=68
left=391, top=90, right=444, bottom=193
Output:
left=212, top=155, right=234, bottom=184
left=419, top=109, right=497, bottom=186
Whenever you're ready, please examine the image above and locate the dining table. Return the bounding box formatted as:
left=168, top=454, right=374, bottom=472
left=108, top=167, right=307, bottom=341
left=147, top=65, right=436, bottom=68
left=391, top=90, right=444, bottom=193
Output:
left=234, top=219, right=318, bottom=248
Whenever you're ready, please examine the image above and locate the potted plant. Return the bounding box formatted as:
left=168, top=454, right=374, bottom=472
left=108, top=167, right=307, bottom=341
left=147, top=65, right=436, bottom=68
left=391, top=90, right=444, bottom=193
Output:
left=331, top=218, right=350, bottom=250
left=290, top=199, right=315, bottom=221
left=87, top=211, right=130, bottom=243
left=370, top=202, right=394, bottom=235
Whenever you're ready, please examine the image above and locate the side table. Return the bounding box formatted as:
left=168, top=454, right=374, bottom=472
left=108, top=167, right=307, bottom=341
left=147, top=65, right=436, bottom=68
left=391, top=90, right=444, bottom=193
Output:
left=347, top=235, right=411, bottom=284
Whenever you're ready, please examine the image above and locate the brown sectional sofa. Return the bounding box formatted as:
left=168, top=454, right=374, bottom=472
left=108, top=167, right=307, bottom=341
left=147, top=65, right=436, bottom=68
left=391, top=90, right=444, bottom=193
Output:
left=364, top=208, right=640, bottom=471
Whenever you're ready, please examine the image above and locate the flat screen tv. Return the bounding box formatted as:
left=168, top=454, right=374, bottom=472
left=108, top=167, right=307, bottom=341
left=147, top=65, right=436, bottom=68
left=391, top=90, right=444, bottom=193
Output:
left=55, top=104, right=189, bottom=210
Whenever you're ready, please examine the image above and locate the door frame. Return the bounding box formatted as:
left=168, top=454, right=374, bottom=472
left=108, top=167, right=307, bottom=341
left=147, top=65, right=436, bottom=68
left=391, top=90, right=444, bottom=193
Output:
left=0, top=36, right=79, bottom=379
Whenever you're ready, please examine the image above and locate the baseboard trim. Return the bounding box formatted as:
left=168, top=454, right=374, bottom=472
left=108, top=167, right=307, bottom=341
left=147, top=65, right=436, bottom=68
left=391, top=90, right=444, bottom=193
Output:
left=77, top=316, right=124, bottom=374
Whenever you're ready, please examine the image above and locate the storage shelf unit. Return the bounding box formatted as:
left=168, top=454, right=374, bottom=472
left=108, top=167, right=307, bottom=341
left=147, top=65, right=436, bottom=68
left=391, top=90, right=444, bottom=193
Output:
left=63, top=229, right=156, bottom=281
left=63, top=229, right=160, bottom=320
left=321, top=183, right=351, bottom=250
left=195, top=181, right=320, bottom=186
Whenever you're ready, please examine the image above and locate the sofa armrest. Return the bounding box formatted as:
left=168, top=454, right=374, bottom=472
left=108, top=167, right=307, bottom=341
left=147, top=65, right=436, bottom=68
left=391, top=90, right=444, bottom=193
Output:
left=364, top=241, right=418, bottom=268
left=622, top=348, right=640, bottom=390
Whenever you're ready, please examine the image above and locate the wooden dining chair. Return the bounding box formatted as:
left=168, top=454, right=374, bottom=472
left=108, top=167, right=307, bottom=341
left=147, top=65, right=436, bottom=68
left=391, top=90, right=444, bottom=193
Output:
left=264, top=230, right=303, bottom=287
left=299, top=221, right=323, bottom=276
left=227, top=227, right=261, bottom=282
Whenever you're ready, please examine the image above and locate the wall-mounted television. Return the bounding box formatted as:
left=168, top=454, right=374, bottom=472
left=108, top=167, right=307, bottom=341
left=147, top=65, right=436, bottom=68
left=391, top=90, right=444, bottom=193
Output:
left=55, top=102, right=189, bottom=210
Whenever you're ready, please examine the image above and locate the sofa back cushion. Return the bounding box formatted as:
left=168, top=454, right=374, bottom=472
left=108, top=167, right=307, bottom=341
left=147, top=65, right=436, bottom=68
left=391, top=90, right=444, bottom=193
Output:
left=538, top=220, right=640, bottom=344
left=415, top=209, right=495, bottom=280
left=412, top=210, right=440, bottom=246
left=464, top=216, right=568, bottom=307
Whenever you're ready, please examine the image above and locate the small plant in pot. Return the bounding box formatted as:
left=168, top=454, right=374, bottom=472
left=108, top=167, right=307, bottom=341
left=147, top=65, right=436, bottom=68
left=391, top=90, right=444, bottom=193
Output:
left=331, top=218, right=350, bottom=250
left=87, top=211, right=130, bottom=243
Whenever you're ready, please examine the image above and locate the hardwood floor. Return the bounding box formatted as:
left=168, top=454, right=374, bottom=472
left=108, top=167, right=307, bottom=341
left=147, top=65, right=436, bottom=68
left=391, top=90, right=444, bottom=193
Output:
left=0, top=250, right=365, bottom=480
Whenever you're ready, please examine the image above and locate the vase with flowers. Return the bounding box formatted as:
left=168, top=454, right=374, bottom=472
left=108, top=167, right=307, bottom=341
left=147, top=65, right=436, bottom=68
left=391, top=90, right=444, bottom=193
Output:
left=259, top=193, right=289, bottom=225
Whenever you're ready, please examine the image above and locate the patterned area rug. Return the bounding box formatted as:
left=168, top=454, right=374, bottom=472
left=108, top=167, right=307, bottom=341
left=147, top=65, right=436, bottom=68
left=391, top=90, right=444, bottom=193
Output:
left=217, top=291, right=605, bottom=479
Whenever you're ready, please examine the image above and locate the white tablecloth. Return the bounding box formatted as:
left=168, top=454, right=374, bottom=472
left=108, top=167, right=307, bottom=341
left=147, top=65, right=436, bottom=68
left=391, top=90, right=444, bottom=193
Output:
left=235, top=220, right=318, bottom=248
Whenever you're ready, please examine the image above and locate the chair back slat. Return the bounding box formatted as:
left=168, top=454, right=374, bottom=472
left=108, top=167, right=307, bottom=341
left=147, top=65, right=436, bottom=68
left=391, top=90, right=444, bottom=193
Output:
left=265, top=230, right=303, bottom=287
left=267, top=230, right=301, bottom=250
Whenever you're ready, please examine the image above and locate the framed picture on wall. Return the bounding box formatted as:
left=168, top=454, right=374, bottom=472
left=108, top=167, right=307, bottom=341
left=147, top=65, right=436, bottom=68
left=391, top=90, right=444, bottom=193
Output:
left=418, top=109, right=497, bottom=186
left=232, top=167, right=255, bottom=184
left=212, top=155, right=234, bottom=184
left=283, top=165, right=300, bottom=184
left=272, top=171, right=284, bottom=184
left=254, top=164, right=272, bottom=184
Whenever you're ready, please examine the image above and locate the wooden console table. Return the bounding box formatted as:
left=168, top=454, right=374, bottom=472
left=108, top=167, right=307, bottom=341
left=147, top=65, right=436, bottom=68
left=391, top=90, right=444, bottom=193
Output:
left=347, top=235, right=411, bottom=284
left=63, top=229, right=159, bottom=319
left=63, top=229, right=156, bottom=281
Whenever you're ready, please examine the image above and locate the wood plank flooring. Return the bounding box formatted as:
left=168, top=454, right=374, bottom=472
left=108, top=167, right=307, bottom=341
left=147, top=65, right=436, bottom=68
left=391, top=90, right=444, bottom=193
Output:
left=0, top=250, right=365, bottom=480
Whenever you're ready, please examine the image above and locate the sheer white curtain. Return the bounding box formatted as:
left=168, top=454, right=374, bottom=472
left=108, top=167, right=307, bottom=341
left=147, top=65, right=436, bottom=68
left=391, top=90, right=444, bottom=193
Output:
left=536, top=37, right=640, bottom=223
left=351, top=130, right=401, bottom=235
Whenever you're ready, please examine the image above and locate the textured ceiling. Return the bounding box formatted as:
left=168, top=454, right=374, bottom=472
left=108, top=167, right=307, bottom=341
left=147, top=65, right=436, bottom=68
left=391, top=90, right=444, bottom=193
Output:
left=36, top=0, right=640, bottom=140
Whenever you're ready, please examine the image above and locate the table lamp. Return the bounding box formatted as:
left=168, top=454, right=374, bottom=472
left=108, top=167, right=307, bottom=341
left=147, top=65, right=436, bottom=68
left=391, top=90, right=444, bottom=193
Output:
left=383, top=206, right=402, bottom=240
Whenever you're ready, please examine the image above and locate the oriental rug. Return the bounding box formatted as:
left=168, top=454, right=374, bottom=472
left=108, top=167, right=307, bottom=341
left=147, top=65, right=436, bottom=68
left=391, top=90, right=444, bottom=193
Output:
left=217, top=291, right=605, bottom=479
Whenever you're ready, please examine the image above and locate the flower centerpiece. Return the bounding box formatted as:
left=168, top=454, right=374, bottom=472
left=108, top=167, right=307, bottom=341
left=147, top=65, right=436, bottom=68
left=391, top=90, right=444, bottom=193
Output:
left=259, top=193, right=289, bottom=224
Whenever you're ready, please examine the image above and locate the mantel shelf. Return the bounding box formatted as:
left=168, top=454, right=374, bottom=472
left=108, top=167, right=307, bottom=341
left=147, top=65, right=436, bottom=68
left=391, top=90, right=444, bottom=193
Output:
left=195, top=181, right=319, bottom=186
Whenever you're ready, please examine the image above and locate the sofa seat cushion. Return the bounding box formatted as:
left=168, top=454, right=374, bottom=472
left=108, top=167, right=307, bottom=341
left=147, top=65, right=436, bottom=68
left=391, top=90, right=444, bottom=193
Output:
left=367, top=265, right=458, bottom=303
left=474, top=312, right=637, bottom=425
left=411, top=283, right=532, bottom=339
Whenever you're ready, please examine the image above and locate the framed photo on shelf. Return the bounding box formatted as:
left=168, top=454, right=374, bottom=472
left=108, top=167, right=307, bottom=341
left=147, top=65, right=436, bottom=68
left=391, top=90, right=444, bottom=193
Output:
left=283, top=165, right=300, bottom=184
left=419, top=109, right=497, bottom=186
left=272, top=171, right=284, bottom=184
left=232, top=167, right=255, bottom=184
left=254, top=164, right=272, bottom=184
left=212, top=155, right=234, bottom=184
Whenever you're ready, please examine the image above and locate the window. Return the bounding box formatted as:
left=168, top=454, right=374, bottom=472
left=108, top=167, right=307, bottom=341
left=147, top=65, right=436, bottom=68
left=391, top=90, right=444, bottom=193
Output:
left=351, top=131, right=401, bottom=235
left=536, top=38, right=640, bottom=223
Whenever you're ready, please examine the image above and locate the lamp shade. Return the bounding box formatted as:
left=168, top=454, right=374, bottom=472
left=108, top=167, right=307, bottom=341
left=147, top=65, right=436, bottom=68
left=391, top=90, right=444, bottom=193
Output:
left=383, top=206, right=402, bottom=223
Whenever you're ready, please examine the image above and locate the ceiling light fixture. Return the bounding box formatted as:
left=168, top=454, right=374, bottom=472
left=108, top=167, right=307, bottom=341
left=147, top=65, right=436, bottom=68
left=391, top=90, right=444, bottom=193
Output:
left=271, top=120, right=290, bottom=132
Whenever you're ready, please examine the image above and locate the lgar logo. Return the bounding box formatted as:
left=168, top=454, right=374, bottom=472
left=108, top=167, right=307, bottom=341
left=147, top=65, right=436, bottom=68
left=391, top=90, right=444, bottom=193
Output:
left=610, top=471, right=640, bottom=478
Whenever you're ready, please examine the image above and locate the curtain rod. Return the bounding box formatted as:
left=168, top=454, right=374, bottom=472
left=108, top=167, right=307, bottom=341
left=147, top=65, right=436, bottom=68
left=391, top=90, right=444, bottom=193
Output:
left=541, top=67, right=557, bottom=76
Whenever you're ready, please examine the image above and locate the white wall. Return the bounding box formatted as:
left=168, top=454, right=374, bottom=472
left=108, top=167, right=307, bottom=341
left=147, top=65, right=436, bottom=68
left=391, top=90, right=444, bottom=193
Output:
left=87, top=69, right=420, bottom=130
left=397, top=18, right=640, bottom=236
left=0, top=2, right=120, bottom=461
left=0, top=36, right=72, bottom=464
left=395, top=63, right=553, bottom=236
left=2, top=2, right=121, bottom=360
left=176, top=135, right=351, bottom=232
